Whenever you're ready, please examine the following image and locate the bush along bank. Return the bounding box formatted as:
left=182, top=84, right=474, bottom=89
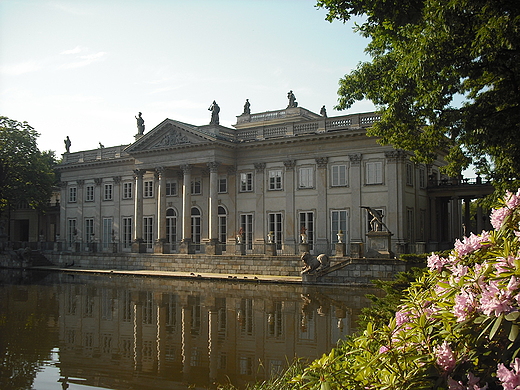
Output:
left=290, top=189, right=520, bottom=390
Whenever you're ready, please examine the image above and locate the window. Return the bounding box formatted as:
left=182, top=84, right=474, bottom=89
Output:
left=240, top=214, right=253, bottom=250
left=122, top=182, right=133, bottom=199
left=85, top=185, right=94, bottom=202
left=143, top=216, right=153, bottom=249
left=102, top=218, right=113, bottom=249
left=122, top=217, right=132, bottom=249
left=191, top=207, right=201, bottom=251
left=144, top=180, right=154, bottom=198
left=268, top=213, right=283, bottom=250
left=331, top=165, right=348, bottom=187
left=268, top=169, right=283, bottom=190
left=84, top=218, right=94, bottom=243
left=67, top=219, right=77, bottom=247
left=406, top=163, right=414, bottom=186
left=218, top=206, right=227, bottom=251
left=68, top=187, right=77, bottom=203
left=407, top=208, right=414, bottom=242
left=240, top=172, right=253, bottom=192
left=166, top=208, right=177, bottom=251
left=104, top=183, right=113, bottom=201
left=299, top=212, right=314, bottom=250
left=191, top=178, right=202, bottom=195
left=299, top=167, right=314, bottom=189
left=366, top=161, right=383, bottom=185
left=419, top=167, right=426, bottom=189
left=166, top=181, right=177, bottom=196
left=218, top=176, right=227, bottom=193
left=331, top=210, right=348, bottom=244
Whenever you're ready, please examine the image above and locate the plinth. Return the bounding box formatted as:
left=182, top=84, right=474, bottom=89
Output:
left=365, top=231, right=394, bottom=258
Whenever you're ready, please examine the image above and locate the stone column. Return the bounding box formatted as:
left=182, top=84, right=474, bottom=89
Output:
left=348, top=153, right=362, bottom=257
left=154, top=167, right=167, bottom=254
left=112, top=176, right=121, bottom=253
left=77, top=179, right=85, bottom=252
left=253, top=162, right=266, bottom=254
left=283, top=160, right=296, bottom=254
left=132, top=169, right=146, bottom=253
left=206, top=162, right=221, bottom=255
left=180, top=164, right=194, bottom=254
left=385, top=150, right=407, bottom=254
left=315, top=157, right=329, bottom=252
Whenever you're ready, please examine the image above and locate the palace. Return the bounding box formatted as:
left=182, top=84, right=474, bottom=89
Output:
left=53, top=100, right=490, bottom=258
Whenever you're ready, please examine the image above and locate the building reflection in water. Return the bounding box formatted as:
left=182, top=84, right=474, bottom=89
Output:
left=0, top=270, right=379, bottom=389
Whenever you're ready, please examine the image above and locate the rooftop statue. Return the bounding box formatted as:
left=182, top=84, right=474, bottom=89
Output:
left=320, top=105, right=327, bottom=117
left=243, top=99, right=250, bottom=115
left=209, top=100, right=220, bottom=125
left=64, top=136, right=71, bottom=153
left=287, top=90, right=298, bottom=108
left=135, top=112, right=145, bottom=135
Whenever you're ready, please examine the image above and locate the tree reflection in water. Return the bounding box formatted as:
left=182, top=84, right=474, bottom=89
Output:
left=0, top=269, right=379, bottom=390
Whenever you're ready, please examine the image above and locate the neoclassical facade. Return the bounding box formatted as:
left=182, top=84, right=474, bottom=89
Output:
left=57, top=105, right=447, bottom=256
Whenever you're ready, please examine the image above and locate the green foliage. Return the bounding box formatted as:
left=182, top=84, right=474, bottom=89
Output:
left=316, top=0, right=520, bottom=189
left=0, top=116, right=57, bottom=217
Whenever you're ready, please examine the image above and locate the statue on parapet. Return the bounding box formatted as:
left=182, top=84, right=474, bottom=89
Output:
left=135, top=112, right=145, bottom=135
left=361, top=206, right=390, bottom=232
left=320, top=105, right=327, bottom=117
left=301, top=252, right=329, bottom=274
left=243, top=99, right=250, bottom=115
left=209, top=100, right=220, bottom=125
left=64, top=136, right=71, bottom=153
left=287, top=90, right=298, bottom=108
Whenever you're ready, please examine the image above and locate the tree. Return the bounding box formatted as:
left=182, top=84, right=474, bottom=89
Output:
left=317, top=0, right=520, bottom=191
left=0, top=117, right=57, bottom=218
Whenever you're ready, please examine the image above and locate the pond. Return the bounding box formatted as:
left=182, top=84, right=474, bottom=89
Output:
left=0, top=268, right=379, bottom=390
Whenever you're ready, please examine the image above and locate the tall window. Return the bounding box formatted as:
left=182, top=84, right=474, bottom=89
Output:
left=218, top=206, right=227, bottom=251
left=166, top=208, right=177, bottom=251
left=268, top=169, right=283, bottom=190
left=331, top=210, right=348, bottom=244
left=122, top=182, right=133, bottom=199
left=240, top=214, right=253, bottom=250
left=407, top=208, right=414, bottom=242
left=331, top=165, right=348, bottom=187
left=366, top=161, right=383, bottom=185
left=85, top=185, right=94, bottom=202
left=143, top=217, right=153, bottom=249
left=144, top=180, right=154, bottom=198
left=299, top=212, right=314, bottom=250
left=166, top=181, right=177, bottom=196
left=419, top=167, right=426, bottom=189
left=122, top=217, right=132, bottom=249
left=67, top=219, right=77, bottom=247
left=191, top=178, right=202, bottom=195
left=268, top=213, right=283, bottom=250
left=191, top=207, right=201, bottom=251
left=218, top=176, right=227, bottom=193
left=104, top=183, right=113, bottom=201
left=299, top=167, right=314, bottom=189
left=84, top=218, right=94, bottom=243
left=406, top=163, right=414, bottom=186
left=68, top=187, right=77, bottom=203
left=240, top=172, right=253, bottom=192
left=102, top=218, right=113, bottom=249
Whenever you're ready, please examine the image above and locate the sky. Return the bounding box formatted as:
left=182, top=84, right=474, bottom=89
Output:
left=0, top=0, right=374, bottom=155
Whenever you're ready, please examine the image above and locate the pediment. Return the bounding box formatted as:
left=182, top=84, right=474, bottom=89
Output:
left=125, top=119, right=219, bottom=153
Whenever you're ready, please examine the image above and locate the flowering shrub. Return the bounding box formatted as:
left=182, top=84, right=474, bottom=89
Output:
left=293, top=189, right=520, bottom=390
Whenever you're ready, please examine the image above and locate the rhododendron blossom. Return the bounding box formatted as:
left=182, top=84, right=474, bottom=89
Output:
left=479, top=280, right=515, bottom=316
left=454, top=232, right=490, bottom=257
left=448, top=373, right=488, bottom=390
left=435, top=341, right=456, bottom=373
left=491, top=206, right=513, bottom=230
left=453, top=289, right=476, bottom=322
left=497, top=358, right=520, bottom=390
left=428, top=252, right=449, bottom=271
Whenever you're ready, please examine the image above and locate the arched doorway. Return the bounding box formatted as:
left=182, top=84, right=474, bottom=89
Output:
left=191, top=207, right=201, bottom=251
left=166, top=208, right=177, bottom=252
left=218, top=205, right=227, bottom=252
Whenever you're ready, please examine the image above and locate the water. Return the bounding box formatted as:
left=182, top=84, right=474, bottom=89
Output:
left=0, top=268, right=378, bottom=390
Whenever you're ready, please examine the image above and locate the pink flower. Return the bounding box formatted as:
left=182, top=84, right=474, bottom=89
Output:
left=435, top=341, right=456, bottom=373
left=506, top=190, right=520, bottom=210
left=491, top=207, right=512, bottom=230
left=379, top=345, right=390, bottom=354
left=428, top=253, right=449, bottom=271
left=479, top=280, right=514, bottom=316
left=497, top=358, right=520, bottom=390
left=448, top=373, right=488, bottom=390
left=454, top=232, right=491, bottom=257
left=453, top=289, right=476, bottom=322
left=495, top=256, right=517, bottom=274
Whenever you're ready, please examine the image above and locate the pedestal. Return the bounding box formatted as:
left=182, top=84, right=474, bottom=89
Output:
left=179, top=238, right=195, bottom=254
left=204, top=239, right=222, bottom=255
left=335, top=242, right=347, bottom=257
left=265, top=243, right=277, bottom=256
left=350, top=242, right=364, bottom=258
left=299, top=243, right=310, bottom=254
left=365, top=231, right=394, bottom=258
left=154, top=239, right=169, bottom=254
left=131, top=239, right=147, bottom=253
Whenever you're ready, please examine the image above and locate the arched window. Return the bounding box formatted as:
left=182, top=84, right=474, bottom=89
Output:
left=218, top=206, right=227, bottom=251
left=191, top=207, right=201, bottom=251
left=166, top=208, right=177, bottom=252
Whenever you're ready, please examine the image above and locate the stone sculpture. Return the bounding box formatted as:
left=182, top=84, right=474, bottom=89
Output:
left=64, top=136, right=71, bottom=153
left=243, top=99, right=250, bottom=115
left=209, top=100, right=220, bottom=125
left=287, top=90, right=298, bottom=108
left=135, top=112, right=145, bottom=135
left=301, top=252, right=329, bottom=274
